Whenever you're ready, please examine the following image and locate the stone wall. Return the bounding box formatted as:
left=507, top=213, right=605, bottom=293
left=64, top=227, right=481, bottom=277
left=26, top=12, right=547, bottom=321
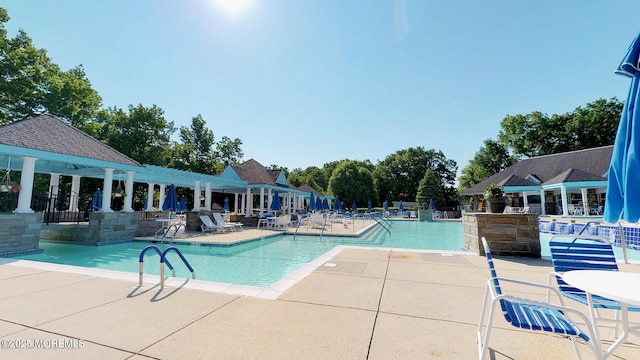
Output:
left=463, top=212, right=540, bottom=257
left=40, top=212, right=140, bottom=245
left=0, top=212, right=44, bottom=256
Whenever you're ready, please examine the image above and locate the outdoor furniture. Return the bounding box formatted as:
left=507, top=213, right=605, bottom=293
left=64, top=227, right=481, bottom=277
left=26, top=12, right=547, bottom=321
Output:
left=547, top=235, right=640, bottom=333
left=212, top=212, right=243, bottom=231
left=155, top=216, right=184, bottom=237
left=199, top=215, right=231, bottom=233
left=478, top=237, right=603, bottom=360
left=563, top=270, right=640, bottom=358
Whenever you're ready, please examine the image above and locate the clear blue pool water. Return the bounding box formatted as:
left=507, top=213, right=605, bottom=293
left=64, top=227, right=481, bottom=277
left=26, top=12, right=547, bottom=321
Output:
left=10, top=220, right=465, bottom=287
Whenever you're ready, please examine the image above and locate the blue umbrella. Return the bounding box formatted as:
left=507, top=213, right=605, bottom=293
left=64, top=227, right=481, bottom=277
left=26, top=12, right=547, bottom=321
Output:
left=308, top=192, right=316, bottom=211
left=429, top=199, right=436, bottom=210
left=162, top=184, right=178, bottom=211
left=605, top=32, right=640, bottom=223
left=334, top=196, right=342, bottom=211
left=223, top=197, right=230, bottom=211
left=323, top=198, right=329, bottom=210
left=178, top=195, right=187, bottom=212
left=367, top=200, right=372, bottom=212
left=316, top=195, right=322, bottom=211
left=91, top=188, right=102, bottom=212
left=352, top=200, right=357, bottom=213
left=270, top=190, right=281, bottom=212
left=398, top=201, right=404, bottom=212
left=143, top=191, right=150, bottom=211
left=383, top=200, right=388, bottom=212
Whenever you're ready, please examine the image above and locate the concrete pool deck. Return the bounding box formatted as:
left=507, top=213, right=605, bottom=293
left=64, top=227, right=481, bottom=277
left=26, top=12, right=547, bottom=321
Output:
left=2, top=244, right=640, bottom=359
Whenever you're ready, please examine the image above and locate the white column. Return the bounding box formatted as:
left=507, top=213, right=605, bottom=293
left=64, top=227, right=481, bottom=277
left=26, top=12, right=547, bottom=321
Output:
left=560, top=186, right=568, bottom=216
left=158, top=184, right=166, bottom=210
left=522, top=191, right=529, bottom=208
left=245, top=187, right=251, bottom=217
left=539, top=189, right=546, bottom=215
left=267, top=188, right=272, bottom=212
left=259, top=187, right=265, bottom=216
left=205, top=182, right=212, bottom=210
left=234, top=193, right=239, bottom=214
left=193, top=180, right=201, bottom=211
left=146, top=183, right=155, bottom=211
left=101, top=168, right=114, bottom=212
left=70, top=175, right=81, bottom=212
left=15, top=156, right=37, bottom=213
left=581, top=188, right=589, bottom=216
left=48, top=172, right=61, bottom=212
left=123, top=171, right=135, bottom=212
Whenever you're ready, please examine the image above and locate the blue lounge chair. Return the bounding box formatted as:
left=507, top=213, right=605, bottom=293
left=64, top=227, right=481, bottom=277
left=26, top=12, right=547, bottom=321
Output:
left=478, top=237, right=603, bottom=359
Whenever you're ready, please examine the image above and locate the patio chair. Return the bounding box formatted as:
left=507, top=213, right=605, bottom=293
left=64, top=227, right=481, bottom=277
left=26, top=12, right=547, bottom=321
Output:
left=547, top=234, right=640, bottom=332
left=478, top=237, right=603, bottom=360
left=212, top=212, right=243, bottom=231
left=199, top=215, right=230, bottom=233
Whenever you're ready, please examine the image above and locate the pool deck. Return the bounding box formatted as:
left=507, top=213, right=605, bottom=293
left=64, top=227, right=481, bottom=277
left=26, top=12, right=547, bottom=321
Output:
left=2, top=230, right=640, bottom=358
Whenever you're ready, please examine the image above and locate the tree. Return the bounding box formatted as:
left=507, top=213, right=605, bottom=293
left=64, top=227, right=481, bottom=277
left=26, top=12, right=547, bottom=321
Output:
left=459, top=139, right=516, bottom=190
left=215, top=135, right=243, bottom=170
left=94, top=104, right=175, bottom=166
left=373, top=147, right=457, bottom=206
left=0, top=8, right=101, bottom=125
left=174, top=114, right=216, bottom=174
left=328, top=161, right=378, bottom=206
left=498, top=98, right=622, bottom=158
left=416, top=169, right=445, bottom=209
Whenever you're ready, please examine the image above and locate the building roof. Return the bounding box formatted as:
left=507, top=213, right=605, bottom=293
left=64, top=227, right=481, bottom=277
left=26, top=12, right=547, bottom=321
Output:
left=232, top=159, right=278, bottom=186
left=0, top=114, right=140, bottom=166
left=462, top=145, right=613, bottom=195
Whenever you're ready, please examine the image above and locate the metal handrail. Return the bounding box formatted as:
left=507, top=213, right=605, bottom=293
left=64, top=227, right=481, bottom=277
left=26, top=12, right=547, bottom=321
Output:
left=160, top=246, right=195, bottom=289
left=138, top=245, right=174, bottom=286
left=372, top=217, right=391, bottom=236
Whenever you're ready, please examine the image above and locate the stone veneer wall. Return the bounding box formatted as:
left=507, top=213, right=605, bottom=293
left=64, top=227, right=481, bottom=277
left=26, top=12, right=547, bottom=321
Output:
left=463, top=212, right=540, bottom=257
left=0, top=212, right=44, bottom=255
left=40, top=212, right=140, bottom=245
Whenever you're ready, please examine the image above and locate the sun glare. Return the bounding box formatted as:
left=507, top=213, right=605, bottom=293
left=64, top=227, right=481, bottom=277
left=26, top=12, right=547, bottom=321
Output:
left=215, top=0, right=253, bottom=15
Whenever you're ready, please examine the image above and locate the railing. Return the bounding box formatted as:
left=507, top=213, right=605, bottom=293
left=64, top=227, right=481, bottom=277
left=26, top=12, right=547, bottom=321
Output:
left=138, top=245, right=195, bottom=288
left=372, top=217, right=392, bottom=236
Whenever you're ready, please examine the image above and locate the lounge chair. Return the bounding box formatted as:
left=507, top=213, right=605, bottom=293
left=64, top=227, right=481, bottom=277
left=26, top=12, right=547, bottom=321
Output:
left=478, top=237, right=603, bottom=359
left=273, top=214, right=291, bottom=230
left=199, top=215, right=230, bottom=233
left=212, top=212, right=243, bottom=231
left=409, top=211, right=417, bottom=219
left=547, top=234, right=640, bottom=333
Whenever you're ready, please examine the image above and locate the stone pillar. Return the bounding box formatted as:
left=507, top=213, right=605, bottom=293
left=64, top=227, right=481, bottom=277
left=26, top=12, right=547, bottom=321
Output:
left=193, top=180, right=201, bottom=211
left=123, top=171, right=135, bottom=212
left=70, top=175, right=81, bottom=212
left=101, top=168, right=114, bottom=212
left=48, top=172, right=61, bottom=212
left=15, top=156, right=37, bottom=213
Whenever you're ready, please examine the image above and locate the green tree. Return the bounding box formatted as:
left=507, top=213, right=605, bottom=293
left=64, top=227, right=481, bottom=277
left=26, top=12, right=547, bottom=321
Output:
left=95, top=104, right=175, bottom=166
left=459, top=139, right=516, bottom=190
left=416, top=169, right=445, bottom=209
left=498, top=98, right=622, bottom=158
left=215, top=135, right=243, bottom=171
left=0, top=8, right=101, bottom=125
left=174, top=114, right=216, bottom=174
left=328, top=161, right=378, bottom=206
left=373, top=147, right=457, bottom=206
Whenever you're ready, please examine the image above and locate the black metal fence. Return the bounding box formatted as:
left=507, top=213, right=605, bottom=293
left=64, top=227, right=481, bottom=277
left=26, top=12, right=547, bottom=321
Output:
left=0, top=190, right=91, bottom=224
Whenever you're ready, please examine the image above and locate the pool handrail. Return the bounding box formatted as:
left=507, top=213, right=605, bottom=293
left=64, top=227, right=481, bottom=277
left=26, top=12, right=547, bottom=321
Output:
left=139, top=245, right=175, bottom=286
left=160, top=246, right=195, bottom=289
left=372, top=217, right=391, bottom=236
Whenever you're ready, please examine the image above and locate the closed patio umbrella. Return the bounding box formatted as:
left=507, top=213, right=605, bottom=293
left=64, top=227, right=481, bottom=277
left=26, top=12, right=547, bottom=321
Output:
left=334, top=196, right=342, bottom=211
left=270, top=190, right=281, bottom=212
left=162, top=184, right=178, bottom=212
left=178, top=195, right=187, bottom=212
left=352, top=200, right=357, bottom=213
left=367, top=200, right=372, bottom=212
left=308, top=192, right=316, bottom=211
left=383, top=200, right=388, bottom=212
left=223, top=197, right=230, bottom=211
left=399, top=201, right=404, bottom=212
left=428, top=199, right=436, bottom=210
left=605, top=32, right=640, bottom=223
left=91, top=189, right=102, bottom=212
left=323, top=198, right=329, bottom=210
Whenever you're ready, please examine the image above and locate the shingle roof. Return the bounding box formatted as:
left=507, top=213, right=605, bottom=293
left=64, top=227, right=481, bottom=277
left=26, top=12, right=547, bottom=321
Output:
left=232, top=159, right=277, bottom=185
left=462, top=145, right=612, bottom=195
left=0, top=114, right=140, bottom=166
left=295, top=183, right=322, bottom=195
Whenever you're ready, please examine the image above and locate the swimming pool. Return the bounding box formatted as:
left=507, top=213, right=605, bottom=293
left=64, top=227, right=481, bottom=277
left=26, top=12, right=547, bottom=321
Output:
left=8, top=220, right=465, bottom=287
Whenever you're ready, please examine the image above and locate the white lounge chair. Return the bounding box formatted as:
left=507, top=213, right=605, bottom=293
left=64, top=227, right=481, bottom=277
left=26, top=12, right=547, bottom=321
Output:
left=212, top=212, right=243, bottom=231
left=199, top=215, right=231, bottom=233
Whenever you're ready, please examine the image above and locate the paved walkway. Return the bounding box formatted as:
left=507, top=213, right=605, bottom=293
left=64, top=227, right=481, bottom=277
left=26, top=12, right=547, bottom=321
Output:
left=1, top=243, right=640, bottom=358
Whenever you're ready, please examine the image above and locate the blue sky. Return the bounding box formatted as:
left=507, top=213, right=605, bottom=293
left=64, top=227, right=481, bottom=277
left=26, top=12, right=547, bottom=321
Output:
left=3, top=1, right=640, bottom=177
